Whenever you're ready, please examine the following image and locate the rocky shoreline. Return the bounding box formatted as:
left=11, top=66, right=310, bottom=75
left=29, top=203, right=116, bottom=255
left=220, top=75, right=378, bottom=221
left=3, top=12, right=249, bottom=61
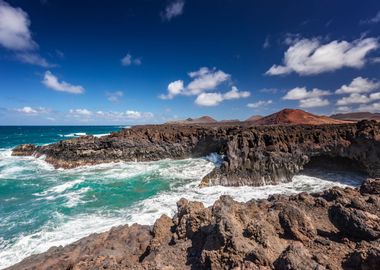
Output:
left=12, top=120, right=380, bottom=187
left=6, top=178, right=380, bottom=270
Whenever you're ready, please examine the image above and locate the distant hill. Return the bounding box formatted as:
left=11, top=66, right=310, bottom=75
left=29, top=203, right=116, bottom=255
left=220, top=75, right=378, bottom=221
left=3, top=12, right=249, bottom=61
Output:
left=167, top=116, right=217, bottom=124
left=245, top=115, right=263, bottom=122
left=252, top=109, right=349, bottom=125
left=330, top=112, right=380, bottom=122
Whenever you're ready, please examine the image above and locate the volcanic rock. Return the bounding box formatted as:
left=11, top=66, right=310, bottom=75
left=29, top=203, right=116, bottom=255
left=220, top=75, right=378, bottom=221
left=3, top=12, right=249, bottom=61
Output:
left=7, top=179, right=380, bottom=270
left=12, top=119, right=380, bottom=187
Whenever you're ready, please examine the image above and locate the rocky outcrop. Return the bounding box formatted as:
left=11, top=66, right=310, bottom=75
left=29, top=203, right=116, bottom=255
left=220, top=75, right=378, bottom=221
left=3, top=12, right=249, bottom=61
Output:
left=7, top=178, right=380, bottom=270
left=12, top=120, right=380, bottom=187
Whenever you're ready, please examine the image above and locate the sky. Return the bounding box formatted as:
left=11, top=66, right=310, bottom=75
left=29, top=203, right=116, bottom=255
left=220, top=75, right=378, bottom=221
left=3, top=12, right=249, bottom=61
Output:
left=0, top=0, right=380, bottom=125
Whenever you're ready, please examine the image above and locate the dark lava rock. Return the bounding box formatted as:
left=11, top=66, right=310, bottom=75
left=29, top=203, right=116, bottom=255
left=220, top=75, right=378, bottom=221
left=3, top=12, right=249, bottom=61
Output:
left=11, top=120, right=380, bottom=187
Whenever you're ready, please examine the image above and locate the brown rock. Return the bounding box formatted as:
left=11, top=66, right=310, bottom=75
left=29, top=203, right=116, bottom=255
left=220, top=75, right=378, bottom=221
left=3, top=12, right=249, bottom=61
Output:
left=278, top=204, right=317, bottom=242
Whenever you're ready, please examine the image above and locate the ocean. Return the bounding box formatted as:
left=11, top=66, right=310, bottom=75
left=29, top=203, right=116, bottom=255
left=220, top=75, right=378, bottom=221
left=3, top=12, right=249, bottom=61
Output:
left=0, top=126, right=366, bottom=269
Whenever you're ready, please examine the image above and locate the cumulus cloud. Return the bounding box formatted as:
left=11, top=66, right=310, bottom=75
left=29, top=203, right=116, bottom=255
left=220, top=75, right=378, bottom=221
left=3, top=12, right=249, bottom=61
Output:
left=336, top=92, right=380, bottom=106
left=283, top=87, right=330, bottom=108
left=335, top=76, right=380, bottom=94
left=358, top=102, right=380, bottom=112
left=161, top=0, right=185, bottom=21
left=121, top=53, right=142, bottom=66
left=283, top=87, right=331, bottom=100
left=247, top=100, right=273, bottom=109
left=160, top=67, right=230, bottom=98
left=42, top=71, right=85, bottom=94
left=195, top=93, right=223, bottom=106
left=186, top=67, right=230, bottom=95
left=0, top=0, right=51, bottom=66
left=223, top=86, right=250, bottom=100
left=299, top=97, right=330, bottom=108
left=160, top=68, right=249, bottom=106
left=335, top=77, right=380, bottom=106
left=195, top=86, right=250, bottom=106
left=106, top=91, right=123, bottom=103
left=266, top=37, right=379, bottom=76
left=15, top=106, right=48, bottom=115
left=159, top=80, right=184, bottom=99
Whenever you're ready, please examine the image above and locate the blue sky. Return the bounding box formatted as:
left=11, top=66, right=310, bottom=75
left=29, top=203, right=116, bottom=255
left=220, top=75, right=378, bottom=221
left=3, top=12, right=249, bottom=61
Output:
left=0, top=0, right=380, bottom=125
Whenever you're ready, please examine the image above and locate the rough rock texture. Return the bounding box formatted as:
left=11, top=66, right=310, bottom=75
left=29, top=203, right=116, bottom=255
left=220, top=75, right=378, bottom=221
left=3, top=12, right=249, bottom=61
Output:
left=7, top=179, right=380, bottom=270
left=12, top=120, right=380, bottom=186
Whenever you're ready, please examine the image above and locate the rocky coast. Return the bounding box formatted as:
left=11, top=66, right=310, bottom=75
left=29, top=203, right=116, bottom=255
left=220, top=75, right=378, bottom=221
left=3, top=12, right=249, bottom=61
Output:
left=6, top=178, right=380, bottom=270
left=12, top=120, right=380, bottom=187
left=7, top=114, right=380, bottom=269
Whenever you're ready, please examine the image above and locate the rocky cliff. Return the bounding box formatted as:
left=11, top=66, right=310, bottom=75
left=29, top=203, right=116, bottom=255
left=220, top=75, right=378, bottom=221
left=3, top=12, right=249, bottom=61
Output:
left=12, top=120, right=380, bottom=187
left=7, top=178, right=380, bottom=270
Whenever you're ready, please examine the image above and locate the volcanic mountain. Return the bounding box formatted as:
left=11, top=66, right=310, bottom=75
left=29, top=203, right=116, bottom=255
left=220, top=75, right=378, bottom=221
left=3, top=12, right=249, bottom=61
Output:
left=331, top=112, right=380, bottom=122
left=245, top=115, right=263, bottom=122
left=252, top=109, right=349, bottom=125
left=167, top=116, right=217, bottom=124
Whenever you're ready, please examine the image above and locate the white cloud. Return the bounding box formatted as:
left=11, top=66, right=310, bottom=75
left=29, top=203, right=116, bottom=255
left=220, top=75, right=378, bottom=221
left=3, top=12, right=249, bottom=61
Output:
left=358, top=102, right=380, bottom=112
left=107, top=91, right=123, bottom=103
left=283, top=87, right=330, bottom=100
left=15, top=52, right=52, bottom=67
left=247, top=100, right=273, bottom=108
left=69, top=108, right=92, bottom=116
left=299, top=97, right=330, bottom=108
left=335, top=76, right=380, bottom=94
left=0, top=1, right=51, bottom=66
left=160, top=67, right=230, bottom=99
left=160, top=68, right=249, bottom=106
left=159, top=80, right=184, bottom=99
left=95, top=110, right=154, bottom=120
left=336, top=93, right=371, bottom=105
left=195, top=93, right=223, bottom=106
left=161, top=0, right=185, bottom=21
left=361, top=11, right=380, bottom=24
left=266, top=37, right=379, bottom=76
left=186, top=67, right=230, bottom=95
left=336, top=91, right=380, bottom=106
left=121, top=53, right=141, bottom=66
left=223, top=86, right=250, bottom=100
left=42, top=71, right=85, bottom=94
left=194, top=86, right=250, bottom=106
left=15, top=106, right=48, bottom=115
left=336, top=106, right=352, bottom=113
left=283, top=87, right=330, bottom=108
left=0, top=0, right=35, bottom=50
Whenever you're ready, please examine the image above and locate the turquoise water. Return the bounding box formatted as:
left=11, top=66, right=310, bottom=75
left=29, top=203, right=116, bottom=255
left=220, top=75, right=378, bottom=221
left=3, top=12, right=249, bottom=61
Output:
left=0, top=126, right=366, bottom=269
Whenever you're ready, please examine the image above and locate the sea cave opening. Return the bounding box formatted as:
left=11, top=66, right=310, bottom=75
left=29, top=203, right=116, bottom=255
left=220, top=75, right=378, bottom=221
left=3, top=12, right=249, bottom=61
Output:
left=298, top=155, right=368, bottom=186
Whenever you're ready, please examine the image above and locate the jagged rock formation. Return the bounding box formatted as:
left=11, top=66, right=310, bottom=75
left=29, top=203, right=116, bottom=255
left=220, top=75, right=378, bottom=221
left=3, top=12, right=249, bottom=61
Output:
left=12, top=120, right=380, bottom=186
left=7, top=178, right=380, bottom=270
